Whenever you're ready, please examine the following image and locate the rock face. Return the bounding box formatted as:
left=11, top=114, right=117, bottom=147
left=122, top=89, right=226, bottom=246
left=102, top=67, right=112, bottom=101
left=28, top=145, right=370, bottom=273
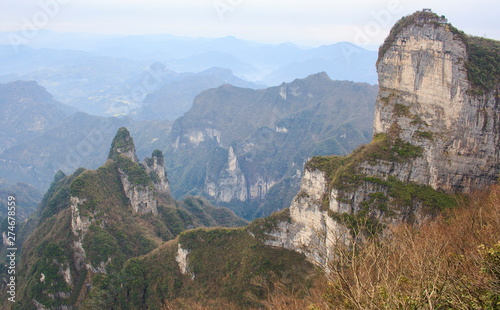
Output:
left=205, top=146, right=249, bottom=202
left=109, top=127, right=171, bottom=214
left=265, top=169, right=349, bottom=270
left=374, top=12, right=499, bottom=193
left=269, top=11, right=500, bottom=267
left=143, top=150, right=171, bottom=195
left=66, top=129, right=171, bottom=280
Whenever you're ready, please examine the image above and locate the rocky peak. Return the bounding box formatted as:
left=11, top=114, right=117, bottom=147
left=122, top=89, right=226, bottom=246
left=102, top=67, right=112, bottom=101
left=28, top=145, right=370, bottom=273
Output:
left=268, top=11, right=500, bottom=269
left=374, top=10, right=499, bottom=192
left=108, top=127, right=138, bottom=163
left=143, top=149, right=171, bottom=196
left=108, top=128, right=165, bottom=214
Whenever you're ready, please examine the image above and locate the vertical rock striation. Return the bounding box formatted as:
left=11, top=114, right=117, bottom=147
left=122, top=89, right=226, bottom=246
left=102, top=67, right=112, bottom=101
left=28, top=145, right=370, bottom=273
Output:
left=205, top=146, right=248, bottom=202
left=374, top=11, right=499, bottom=193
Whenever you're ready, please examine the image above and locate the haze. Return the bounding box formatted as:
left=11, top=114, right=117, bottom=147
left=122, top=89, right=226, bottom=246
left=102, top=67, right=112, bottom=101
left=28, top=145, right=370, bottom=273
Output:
left=1, top=0, right=499, bottom=48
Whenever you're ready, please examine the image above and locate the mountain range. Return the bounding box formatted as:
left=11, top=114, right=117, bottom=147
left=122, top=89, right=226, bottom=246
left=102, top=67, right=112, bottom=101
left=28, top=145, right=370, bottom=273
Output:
left=0, top=31, right=377, bottom=117
left=0, top=75, right=377, bottom=222
left=164, top=73, right=377, bottom=219
left=0, top=10, right=498, bottom=310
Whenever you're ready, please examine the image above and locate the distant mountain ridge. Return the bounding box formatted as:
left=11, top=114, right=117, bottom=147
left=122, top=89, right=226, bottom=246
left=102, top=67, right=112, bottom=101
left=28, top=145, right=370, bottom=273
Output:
left=0, top=80, right=69, bottom=153
left=132, top=66, right=263, bottom=121
left=0, top=33, right=377, bottom=117
left=164, top=72, right=377, bottom=219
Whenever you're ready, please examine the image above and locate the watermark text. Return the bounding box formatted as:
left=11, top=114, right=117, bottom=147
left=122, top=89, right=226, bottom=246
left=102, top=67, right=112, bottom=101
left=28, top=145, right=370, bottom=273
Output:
left=5, top=195, right=17, bottom=303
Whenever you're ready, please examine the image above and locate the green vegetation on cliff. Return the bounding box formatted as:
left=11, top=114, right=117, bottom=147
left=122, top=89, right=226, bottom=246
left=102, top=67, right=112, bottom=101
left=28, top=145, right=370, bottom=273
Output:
left=306, top=132, right=457, bottom=236
left=108, top=127, right=136, bottom=160
left=307, top=133, right=423, bottom=184
left=465, top=36, right=500, bottom=91
left=116, top=223, right=319, bottom=309
left=116, top=155, right=152, bottom=187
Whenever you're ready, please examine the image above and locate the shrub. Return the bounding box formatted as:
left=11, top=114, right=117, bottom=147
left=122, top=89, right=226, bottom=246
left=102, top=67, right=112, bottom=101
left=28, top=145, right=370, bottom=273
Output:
left=117, top=155, right=151, bottom=187
left=323, top=185, right=500, bottom=309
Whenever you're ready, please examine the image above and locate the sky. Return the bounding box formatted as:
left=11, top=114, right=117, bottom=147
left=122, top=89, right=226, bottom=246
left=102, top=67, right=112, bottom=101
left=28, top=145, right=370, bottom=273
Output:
left=0, top=0, right=499, bottom=48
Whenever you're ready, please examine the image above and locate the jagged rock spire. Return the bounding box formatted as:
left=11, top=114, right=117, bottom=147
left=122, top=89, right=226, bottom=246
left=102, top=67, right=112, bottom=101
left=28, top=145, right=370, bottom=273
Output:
left=108, top=127, right=138, bottom=162
left=143, top=149, right=171, bottom=196
left=107, top=127, right=160, bottom=214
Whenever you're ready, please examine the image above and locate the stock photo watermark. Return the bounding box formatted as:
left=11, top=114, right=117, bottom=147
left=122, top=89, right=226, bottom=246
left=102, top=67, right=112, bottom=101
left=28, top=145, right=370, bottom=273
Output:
left=130, top=64, right=166, bottom=102
left=341, top=0, right=404, bottom=62
left=8, top=0, right=72, bottom=53
left=59, top=122, right=114, bottom=173
left=5, top=195, right=17, bottom=303
left=213, top=0, right=244, bottom=21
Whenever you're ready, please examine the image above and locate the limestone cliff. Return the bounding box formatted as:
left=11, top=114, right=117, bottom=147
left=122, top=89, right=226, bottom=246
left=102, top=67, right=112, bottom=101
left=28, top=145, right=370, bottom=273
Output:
left=268, top=11, right=500, bottom=267
left=205, top=146, right=249, bottom=202
left=374, top=11, right=499, bottom=193
left=109, top=127, right=171, bottom=214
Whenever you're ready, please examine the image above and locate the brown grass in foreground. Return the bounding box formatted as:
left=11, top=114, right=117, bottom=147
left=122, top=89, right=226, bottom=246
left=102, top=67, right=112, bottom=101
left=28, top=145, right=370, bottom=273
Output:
left=162, top=184, right=499, bottom=309
left=322, top=184, right=500, bottom=309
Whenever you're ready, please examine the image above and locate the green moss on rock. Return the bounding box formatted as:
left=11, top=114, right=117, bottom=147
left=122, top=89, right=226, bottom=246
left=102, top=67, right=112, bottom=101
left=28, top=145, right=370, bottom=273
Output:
left=108, top=127, right=136, bottom=160
left=116, top=155, right=151, bottom=187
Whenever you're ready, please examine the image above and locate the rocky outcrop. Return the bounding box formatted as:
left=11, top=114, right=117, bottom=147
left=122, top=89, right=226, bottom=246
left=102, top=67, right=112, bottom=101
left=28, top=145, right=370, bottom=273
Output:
left=143, top=150, right=171, bottom=195
left=109, top=127, right=171, bottom=214
left=67, top=128, right=172, bottom=277
left=203, top=146, right=278, bottom=203
left=374, top=11, right=499, bottom=193
left=265, top=169, right=349, bottom=270
left=205, top=147, right=248, bottom=202
left=119, top=174, right=158, bottom=214
left=269, top=11, right=500, bottom=268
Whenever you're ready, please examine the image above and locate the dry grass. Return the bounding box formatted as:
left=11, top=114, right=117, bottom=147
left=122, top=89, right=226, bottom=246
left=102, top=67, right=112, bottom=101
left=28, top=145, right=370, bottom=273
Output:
left=324, top=184, right=500, bottom=309
left=159, top=185, right=499, bottom=310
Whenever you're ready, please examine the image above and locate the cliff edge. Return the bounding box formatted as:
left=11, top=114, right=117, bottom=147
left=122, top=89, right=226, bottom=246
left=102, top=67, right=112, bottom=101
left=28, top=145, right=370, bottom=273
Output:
left=267, top=10, right=500, bottom=268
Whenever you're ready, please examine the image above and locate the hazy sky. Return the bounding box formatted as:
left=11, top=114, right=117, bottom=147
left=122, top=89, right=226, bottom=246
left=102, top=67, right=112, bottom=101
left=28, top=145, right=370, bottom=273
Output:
left=1, top=0, right=499, bottom=48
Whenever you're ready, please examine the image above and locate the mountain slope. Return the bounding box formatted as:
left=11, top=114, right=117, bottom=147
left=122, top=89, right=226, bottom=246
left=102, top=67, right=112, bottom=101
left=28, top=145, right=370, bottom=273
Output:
left=8, top=128, right=245, bottom=309
left=0, top=181, right=42, bottom=221
left=133, top=67, right=262, bottom=121
left=0, top=81, right=69, bottom=153
left=165, top=73, right=377, bottom=219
